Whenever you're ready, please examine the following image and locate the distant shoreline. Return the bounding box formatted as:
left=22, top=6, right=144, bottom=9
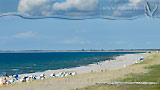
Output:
left=0, top=50, right=147, bottom=53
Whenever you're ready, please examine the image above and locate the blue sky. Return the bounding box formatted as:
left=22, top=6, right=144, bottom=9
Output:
left=0, top=16, right=160, bottom=50
left=1, top=0, right=160, bottom=19
left=0, top=0, right=160, bottom=50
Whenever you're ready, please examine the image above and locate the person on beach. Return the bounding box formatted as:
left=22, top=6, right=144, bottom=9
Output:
left=4, top=73, right=9, bottom=78
left=15, top=74, right=18, bottom=80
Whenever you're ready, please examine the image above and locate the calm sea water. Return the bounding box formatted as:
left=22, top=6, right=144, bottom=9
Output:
left=0, top=52, right=144, bottom=75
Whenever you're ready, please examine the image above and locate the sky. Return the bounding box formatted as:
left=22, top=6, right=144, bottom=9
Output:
left=0, top=16, right=160, bottom=50
left=0, top=0, right=160, bottom=50
left=1, top=0, right=160, bottom=18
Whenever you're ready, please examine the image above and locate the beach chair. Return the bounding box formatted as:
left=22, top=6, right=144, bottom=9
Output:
left=71, top=72, right=77, bottom=75
left=55, top=74, right=60, bottom=77
left=50, top=73, right=56, bottom=78
left=64, top=72, right=69, bottom=76
left=26, top=77, right=30, bottom=82
left=31, top=75, right=37, bottom=80
left=20, top=76, right=28, bottom=82
left=6, top=80, right=11, bottom=85
left=58, top=72, right=64, bottom=77
left=36, top=76, right=41, bottom=80
left=0, top=78, right=2, bottom=85
left=40, top=74, right=45, bottom=79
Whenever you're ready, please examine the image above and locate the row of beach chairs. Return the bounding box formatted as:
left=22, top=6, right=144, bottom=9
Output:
left=0, top=72, right=77, bottom=85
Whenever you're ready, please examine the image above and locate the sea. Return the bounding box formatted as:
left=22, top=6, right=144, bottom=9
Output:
left=0, top=52, right=144, bottom=75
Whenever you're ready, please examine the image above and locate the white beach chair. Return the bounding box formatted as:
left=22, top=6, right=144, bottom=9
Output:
left=55, top=74, right=60, bottom=77
left=14, top=79, right=19, bottom=83
left=6, top=80, right=11, bottom=85
left=40, top=74, right=45, bottom=79
left=64, top=72, right=69, bottom=76
left=58, top=72, right=64, bottom=77
left=26, top=77, right=30, bottom=82
left=40, top=74, right=45, bottom=77
left=0, top=78, right=2, bottom=85
left=19, top=78, right=24, bottom=82
left=20, top=76, right=28, bottom=82
left=36, top=76, right=41, bottom=80
left=32, top=75, right=37, bottom=80
left=71, top=72, right=77, bottom=75
left=50, top=73, right=56, bottom=78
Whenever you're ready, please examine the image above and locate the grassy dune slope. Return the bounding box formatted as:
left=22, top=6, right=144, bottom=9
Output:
left=78, top=52, right=160, bottom=90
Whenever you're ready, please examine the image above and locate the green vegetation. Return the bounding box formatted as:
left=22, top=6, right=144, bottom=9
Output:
left=122, top=64, right=160, bottom=82
left=76, top=84, right=160, bottom=90
left=76, top=53, right=160, bottom=90
left=122, top=54, right=160, bottom=82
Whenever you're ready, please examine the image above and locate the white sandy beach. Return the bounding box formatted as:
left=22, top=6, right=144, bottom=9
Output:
left=18, top=53, right=146, bottom=79
left=0, top=52, right=151, bottom=90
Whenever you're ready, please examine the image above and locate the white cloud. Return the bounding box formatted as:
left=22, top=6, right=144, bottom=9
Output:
left=18, top=0, right=52, bottom=15
left=18, top=0, right=49, bottom=12
left=18, top=0, right=99, bottom=16
left=13, top=31, right=36, bottom=39
left=112, top=10, right=122, bottom=16
left=129, top=0, right=142, bottom=6
left=52, top=0, right=98, bottom=11
left=118, top=0, right=143, bottom=11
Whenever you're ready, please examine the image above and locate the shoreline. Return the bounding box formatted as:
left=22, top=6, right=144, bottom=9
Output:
left=18, top=53, right=146, bottom=79
left=0, top=51, right=146, bottom=53
left=0, top=52, right=151, bottom=90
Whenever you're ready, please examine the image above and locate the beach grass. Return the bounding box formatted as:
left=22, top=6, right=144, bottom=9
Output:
left=76, top=84, right=160, bottom=90
left=122, top=53, right=160, bottom=82
left=76, top=52, right=160, bottom=90
left=122, top=64, right=160, bottom=82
